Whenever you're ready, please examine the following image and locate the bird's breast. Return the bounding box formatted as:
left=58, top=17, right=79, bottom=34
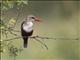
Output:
left=23, top=22, right=33, bottom=32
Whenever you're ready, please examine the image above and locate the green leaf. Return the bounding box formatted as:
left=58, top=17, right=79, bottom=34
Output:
left=1, top=0, right=28, bottom=11
left=2, top=6, right=8, bottom=11
left=22, top=1, right=28, bottom=5
left=7, top=2, right=14, bottom=8
left=17, top=1, right=22, bottom=6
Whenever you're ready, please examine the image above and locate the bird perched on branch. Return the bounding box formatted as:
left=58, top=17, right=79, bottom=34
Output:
left=21, top=15, right=41, bottom=48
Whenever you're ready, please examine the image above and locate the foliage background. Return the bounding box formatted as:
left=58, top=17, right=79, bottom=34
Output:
left=1, top=1, right=80, bottom=60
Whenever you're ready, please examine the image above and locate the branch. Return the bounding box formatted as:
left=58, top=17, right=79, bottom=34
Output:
left=1, top=35, right=79, bottom=50
left=2, top=35, right=80, bottom=42
left=1, top=28, right=79, bottom=50
left=1, top=28, right=20, bottom=36
left=1, top=27, right=79, bottom=41
left=2, top=35, right=49, bottom=50
left=13, top=5, right=24, bottom=28
left=31, top=36, right=79, bottom=40
left=32, top=37, right=48, bottom=50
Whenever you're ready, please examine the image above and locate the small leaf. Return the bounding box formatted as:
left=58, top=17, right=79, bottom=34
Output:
left=0, top=39, right=3, bottom=42
left=2, top=6, right=8, bottom=10
left=7, top=2, right=14, bottom=8
left=17, top=1, right=23, bottom=6
left=22, top=1, right=28, bottom=5
left=1, top=26, right=5, bottom=29
left=9, top=18, right=16, bottom=24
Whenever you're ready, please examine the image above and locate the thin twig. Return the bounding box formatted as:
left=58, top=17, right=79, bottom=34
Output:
left=1, top=28, right=20, bottom=36
left=33, top=36, right=80, bottom=40
left=14, top=6, right=24, bottom=28
left=9, top=31, right=19, bottom=36
left=33, top=38, right=48, bottom=50
left=1, top=29, right=20, bottom=32
left=32, top=39, right=44, bottom=49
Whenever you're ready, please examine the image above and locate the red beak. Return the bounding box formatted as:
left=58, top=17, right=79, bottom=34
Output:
left=34, top=17, right=41, bottom=22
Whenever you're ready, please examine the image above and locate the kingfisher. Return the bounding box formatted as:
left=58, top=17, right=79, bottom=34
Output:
left=21, top=15, right=41, bottom=48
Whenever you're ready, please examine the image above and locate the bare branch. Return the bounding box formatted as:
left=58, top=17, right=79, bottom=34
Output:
left=1, top=29, right=79, bottom=41
left=2, top=35, right=79, bottom=42
left=1, top=28, right=20, bottom=36
left=1, top=35, right=49, bottom=50
left=33, top=37, right=48, bottom=50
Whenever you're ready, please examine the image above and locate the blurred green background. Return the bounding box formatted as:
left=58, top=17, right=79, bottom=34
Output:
left=1, top=1, right=80, bottom=60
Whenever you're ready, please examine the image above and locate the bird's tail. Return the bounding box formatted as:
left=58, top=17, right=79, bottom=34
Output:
left=23, top=37, right=28, bottom=48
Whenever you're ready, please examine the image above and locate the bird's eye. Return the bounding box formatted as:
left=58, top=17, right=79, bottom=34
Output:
left=31, top=17, right=35, bottom=19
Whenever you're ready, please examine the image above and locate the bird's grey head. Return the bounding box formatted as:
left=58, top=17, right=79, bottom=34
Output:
left=25, top=15, right=41, bottom=22
left=25, top=15, right=35, bottom=22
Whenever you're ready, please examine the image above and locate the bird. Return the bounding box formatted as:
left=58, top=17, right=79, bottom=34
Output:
left=21, top=15, right=41, bottom=48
